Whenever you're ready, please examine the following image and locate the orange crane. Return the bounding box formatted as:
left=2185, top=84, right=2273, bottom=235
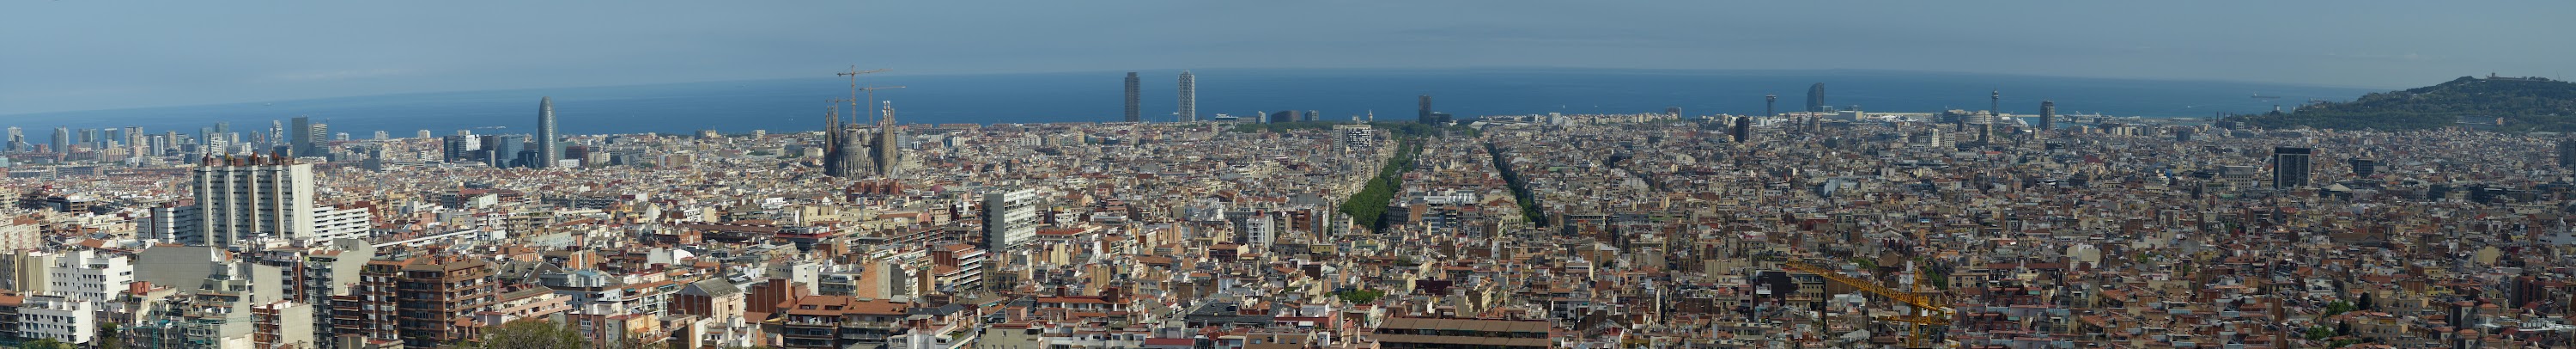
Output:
left=1783, top=260, right=1953, bottom=348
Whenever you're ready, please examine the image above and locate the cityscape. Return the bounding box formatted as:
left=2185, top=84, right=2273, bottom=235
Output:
left=3, top=2, right=2574, bottom=349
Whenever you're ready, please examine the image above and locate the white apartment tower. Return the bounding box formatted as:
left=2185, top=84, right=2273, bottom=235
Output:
left=982, top=188, right=1040, bottom=250
left=191, top=154, right=367, bottom=247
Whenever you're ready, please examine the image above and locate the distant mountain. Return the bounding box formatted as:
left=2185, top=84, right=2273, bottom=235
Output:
left=2239, top=76, right=2576, bottom=131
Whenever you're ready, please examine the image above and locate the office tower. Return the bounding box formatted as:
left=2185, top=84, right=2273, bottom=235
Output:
left=1270, top=110, right=1300, bottom=123
left=536, top=97, right=561, bottom=168
left=872, top=101, right=902, bottom=177
left=214, top=122, right=228, bottom=137
left=1419, top=95, right=1434, bottom=124
left=482, top=134, right=526, bottom=168
left=1765, top=95, right=1777, bottom=116
left=2349, top=157, right=2379, bottom=177
left=2038, top=101, right=2056, bottom=132
left=983, top=188, right=1039, bottom=249
left=5, top=127, right=22, bottom=152
left=291, top=117, right=313, bottom=156
left=416, top=130, right=432, bottom=139
left=2273, top=147, right=2313, bottom=188
left=2561, top=140, right=2576, bottom=168
left=823, top=107, right=873, bottom=178
left=1124, top=72, right=1141, bottom=123
left=191, top=153, right=367, bottom=247
left=442, top=136, right=478, bottom=162
left=1806, top=83, right=1826, bottom=113
left=51, top=127, right=68, bottom=154
left=1731, top=116, right=1752, bottom=144
left=1177, top=70, right=1197, bottom=122
left=1667, top=107, right=1683, bottom=117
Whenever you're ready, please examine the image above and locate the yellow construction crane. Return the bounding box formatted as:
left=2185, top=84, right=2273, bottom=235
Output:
left=1783, top=260, right=1953, bottom=348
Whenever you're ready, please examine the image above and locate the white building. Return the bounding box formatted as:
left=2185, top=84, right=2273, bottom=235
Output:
left=191, top=157, right=369, bottom=247
left=21, top=294, right=97, bottom=344
left=47, top=249, right=133, bottom=303
left=982, top=189, right=1040, bottom=249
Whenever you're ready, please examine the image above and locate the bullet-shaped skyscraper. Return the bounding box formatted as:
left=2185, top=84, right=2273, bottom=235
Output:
left=536, top=97, right=560, bottom=168
left=1124, top=72, right=1141, bottom=123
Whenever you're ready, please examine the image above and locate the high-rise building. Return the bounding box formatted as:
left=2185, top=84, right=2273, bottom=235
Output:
left=1419, top=95, right=1435, bottom=124
left=1731, top=116, right=1752, bottom=144
left=536, top=97, right=561, bottom=168
left=290, top=117, right=315, bottom=156
left=5, top=127, right=23, bottom=152
left=49, top=127, right=68, bottom=154
left=482, top=134, right=526, bottom=168
left=2038, top=101, right=2056, bottom=132
left=1806, top=83, right=1827, bottom=113
left=1123, top=72, right=1141, bottom=123
left=1177, top=70, right=1197, bottom=122
left=983, top=188, right=1039, bottom=249
left=2561, top=140, right=2576, bottom=168
left=441, top=135, right=479, bottom=162
left=2273, top=147, right=2312, bottom=189
left=191, top=153, right=369, bottom=247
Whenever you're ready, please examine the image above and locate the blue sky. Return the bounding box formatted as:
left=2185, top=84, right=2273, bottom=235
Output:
left=3, top=1, right=2568, bottom=115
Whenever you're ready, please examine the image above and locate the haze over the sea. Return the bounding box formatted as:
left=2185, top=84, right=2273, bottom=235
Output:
left=0, top=69, right=2380, bottom=136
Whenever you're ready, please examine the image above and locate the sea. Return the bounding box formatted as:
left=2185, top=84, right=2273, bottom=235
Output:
left=0, top=68, right=2383, bottom=136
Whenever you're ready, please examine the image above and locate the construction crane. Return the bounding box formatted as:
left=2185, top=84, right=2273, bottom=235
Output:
left=835, top=66, right=892, bottom=119
left=1782, top=260, right=1953, bottom=348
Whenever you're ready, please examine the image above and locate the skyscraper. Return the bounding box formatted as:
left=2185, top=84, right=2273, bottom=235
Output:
left=5, top=127, right=23, bottom=152
left=2273, top=147, right=2313, bottom=189
left=190, top=152, right=368, bottom=247
left=442, top=135, right=478, bottom=162
left=1177, top=70, right=1197, bottom=122
left=1730, top=116, right=1752, bottom=144
left=51, top=127, right=69, bottom=154
left=1418, top=95, right=1435, bottom=124
left=1123, top=72, right=1141, bottom=123
left=2561, top=140, right=2576, bottom=168
left=2038, top=101, right=2057, bottom=132
left=536, top=97, right=561, bottom=168
left=483, top=134, right=526, bottom=168
left=307, top=123, right=328, bottom=156
left=1806, top=83, right=1826, bottom=113
left=290, top=117, right=314, bottom=156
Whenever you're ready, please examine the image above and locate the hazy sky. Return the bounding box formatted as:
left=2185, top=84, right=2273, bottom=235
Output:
left=3, top=1, right=2569, bottom=114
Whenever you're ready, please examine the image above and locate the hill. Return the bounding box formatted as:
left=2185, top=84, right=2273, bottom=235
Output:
left=2239, top=75, right=2576, bottom=131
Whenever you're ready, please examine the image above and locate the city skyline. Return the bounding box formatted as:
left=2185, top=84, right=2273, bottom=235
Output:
left=4, top=2, right=2572, bottom=115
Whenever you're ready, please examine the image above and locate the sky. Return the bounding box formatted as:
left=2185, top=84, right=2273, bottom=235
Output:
left=3, top=1, right=2570, bottom=115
